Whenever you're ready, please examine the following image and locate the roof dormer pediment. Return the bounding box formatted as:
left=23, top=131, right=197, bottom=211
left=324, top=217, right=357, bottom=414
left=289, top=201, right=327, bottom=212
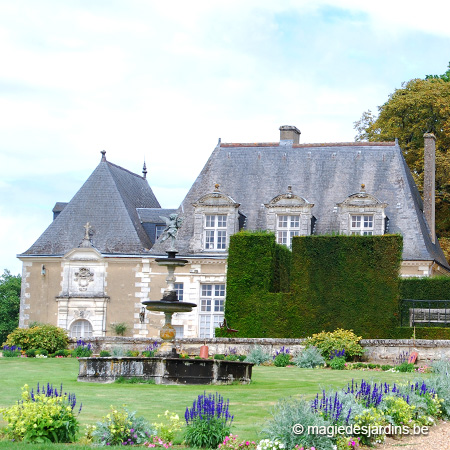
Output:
left=337, top=185, right=387, bottom=209
left=193, top=188, right=240, bottom=209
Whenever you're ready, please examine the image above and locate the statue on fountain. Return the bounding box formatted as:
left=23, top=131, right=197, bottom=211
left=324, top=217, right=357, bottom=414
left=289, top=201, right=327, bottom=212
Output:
left=159, top=213, right=183, bottom=252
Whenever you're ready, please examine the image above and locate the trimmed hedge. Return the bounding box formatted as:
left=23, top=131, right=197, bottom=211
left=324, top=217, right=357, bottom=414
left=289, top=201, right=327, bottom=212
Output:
left=220, top=232, right=402, bottom=339
left=400, top=277, right=450, bottom=300
left=391, top=327, right=450, bottom=340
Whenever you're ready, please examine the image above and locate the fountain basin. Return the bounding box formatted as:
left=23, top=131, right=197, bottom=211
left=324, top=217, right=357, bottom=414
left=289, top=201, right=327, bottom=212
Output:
left=77, top=357, right=253, bottom=385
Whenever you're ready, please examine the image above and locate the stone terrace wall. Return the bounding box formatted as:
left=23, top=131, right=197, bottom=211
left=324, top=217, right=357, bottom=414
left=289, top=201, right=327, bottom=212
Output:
left=71, top=337, right=450, bottom=364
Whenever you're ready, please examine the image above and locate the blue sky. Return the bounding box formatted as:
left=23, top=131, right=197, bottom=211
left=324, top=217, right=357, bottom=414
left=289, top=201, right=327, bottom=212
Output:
left=1, top=0, right=450, bottom=274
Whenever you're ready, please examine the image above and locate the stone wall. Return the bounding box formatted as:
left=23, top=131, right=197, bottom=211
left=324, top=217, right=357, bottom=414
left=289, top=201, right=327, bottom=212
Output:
left=71, top=337, right=450, bottom=364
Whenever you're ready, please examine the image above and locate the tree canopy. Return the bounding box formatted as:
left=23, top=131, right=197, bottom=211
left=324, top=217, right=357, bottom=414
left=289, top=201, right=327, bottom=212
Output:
left=0, top=270, right=21, bottom=344
left=354, top=65, right=450, bottom=240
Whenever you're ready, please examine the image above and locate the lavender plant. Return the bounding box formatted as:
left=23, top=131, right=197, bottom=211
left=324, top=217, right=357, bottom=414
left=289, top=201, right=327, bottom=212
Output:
left=184, top=392, right=234, bottom=448
left=2, top=344, right=21, bottom=357
left=71, top=339, right=93, bottom=357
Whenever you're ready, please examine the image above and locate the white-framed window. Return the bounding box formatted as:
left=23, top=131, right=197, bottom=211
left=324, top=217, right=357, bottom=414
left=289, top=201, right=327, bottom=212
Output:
left=204, top=215, right=227, bottom=250
left=199, top=284, right=225, bottom=338
left=70, top=319, right=93, bottom=338
left=276, top=215, right=300, bottom=247
left=173, top=325, right=184, bottom=338
left=174, top=282, right=184, bottom=301
left=350, top=214, right=374, bottom=235
left=155, top=225, right=165, bottom=241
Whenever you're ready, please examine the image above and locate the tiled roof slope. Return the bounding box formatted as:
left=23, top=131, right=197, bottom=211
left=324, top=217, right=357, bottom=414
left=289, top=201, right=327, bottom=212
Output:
left=22, top=157, right=161, bottom=256
left=151, top=140, right=449, bottom=269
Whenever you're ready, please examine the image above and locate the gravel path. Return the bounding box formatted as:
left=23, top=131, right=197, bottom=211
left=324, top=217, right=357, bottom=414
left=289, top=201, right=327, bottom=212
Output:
left=375, top=420, right=450, bottom=449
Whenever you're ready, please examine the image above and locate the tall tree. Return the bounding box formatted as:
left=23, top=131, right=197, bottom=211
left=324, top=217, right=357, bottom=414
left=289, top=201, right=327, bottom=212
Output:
left=0, top=270, right=21, bottom=344
left=354, top=68, right=450, bottom=240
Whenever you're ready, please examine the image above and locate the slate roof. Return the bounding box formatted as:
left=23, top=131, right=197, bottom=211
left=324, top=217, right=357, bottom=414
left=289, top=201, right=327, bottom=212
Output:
left=151, top=140, right=449, bottom=270
left=21, top=155, right=161, bottom=256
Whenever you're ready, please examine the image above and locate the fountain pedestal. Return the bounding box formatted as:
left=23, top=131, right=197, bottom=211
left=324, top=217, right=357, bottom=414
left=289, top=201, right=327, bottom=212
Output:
left=142, top=251, right=197, bottom=356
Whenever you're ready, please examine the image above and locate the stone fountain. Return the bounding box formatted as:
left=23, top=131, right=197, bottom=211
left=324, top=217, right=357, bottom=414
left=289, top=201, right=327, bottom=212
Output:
left=77, top=214, right=253, bottom=384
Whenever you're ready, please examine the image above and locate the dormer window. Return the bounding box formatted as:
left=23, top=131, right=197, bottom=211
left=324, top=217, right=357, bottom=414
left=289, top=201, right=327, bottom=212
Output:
left=350, top=214, right=374, bottom=235
left=277, top=215, right=300, bottom=247
left=265, top=187, right=314, bottom=247
left=336, top=185, right=387, bottom=236
left=205, top=215, right=227, bottom=250
left=191, top=185, right=240, bottom=253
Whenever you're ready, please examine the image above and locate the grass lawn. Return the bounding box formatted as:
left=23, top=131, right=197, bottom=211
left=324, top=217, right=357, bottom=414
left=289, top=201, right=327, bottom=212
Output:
left=0, top=358, right=418, bottom=448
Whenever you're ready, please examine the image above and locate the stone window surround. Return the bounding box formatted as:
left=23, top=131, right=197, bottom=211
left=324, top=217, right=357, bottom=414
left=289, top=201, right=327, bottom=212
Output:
left=265, top=190, right=314, bottom=237
left=191, top=191, right=240, bottom=253
left=336, top=188, right=387, bottom=236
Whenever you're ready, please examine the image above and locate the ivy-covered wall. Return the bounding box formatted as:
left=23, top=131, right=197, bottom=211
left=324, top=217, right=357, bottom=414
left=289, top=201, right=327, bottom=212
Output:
left=220, top=232, right=403, bottom=339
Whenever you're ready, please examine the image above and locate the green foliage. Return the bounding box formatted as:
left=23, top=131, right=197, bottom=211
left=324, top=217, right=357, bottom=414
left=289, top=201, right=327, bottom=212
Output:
left=0, top=270, right=21, bottom=344
left=92, top=406, right=154, bottom=446
left=354, top=71, right=450, bottom=237
left=291, top=235, right=402, bottom=338
left=71, top=340, right=93, bottom=358
left=305, top=329, right=364, bottom=360
left=329, top=357, right=346, bottom=370
left=262, top=397, right=335, bottom=450
left=110, top=322, right=128, bottom=336
left=380, top=395, right=415, bottom=427
left=2, top=345, right=21, bottom=357
left=391, top=327, right=450, bottom=340
left=293, top=347, right=325, bottom=368
left=5, top=325, right=69, bottom=353
left=115, top=376, right=155, bottom=384
left=126, top=350, right=140, bottom=357
left=400, top=277, right=450, bottom=300
left=53, top=349, right=70, bottom=357
left=396, top=362, right=415, bottom=373
left=152, top=410, right=182, bottom=443
left=353, top=408, right=386, bottom=446
left=185, top=416, right=231, bottom=449
left=214, top=354, right=225, bottom=360
left=427, top=360, right=450, bottom=418
left=0, top=384, right=79, bottom=443
left=273, top=353, right=291, bottom=367
left=99, top=350, right=111, bottom=357
left=245, top=346, right=271, bottom=365
left=224, top=233, right=402, bottom=338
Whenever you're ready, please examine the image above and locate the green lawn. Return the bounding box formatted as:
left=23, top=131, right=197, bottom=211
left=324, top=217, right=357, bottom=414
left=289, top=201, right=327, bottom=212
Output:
left=0, top=358, right=417, bottom=447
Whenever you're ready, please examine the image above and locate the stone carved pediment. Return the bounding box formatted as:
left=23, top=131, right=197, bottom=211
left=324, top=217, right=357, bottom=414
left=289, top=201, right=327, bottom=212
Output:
left=193, top=192, right=240, bottom=208
left=337, top=192, right=387, bottom=209
left=265, top=192, right=313, bottom=209
left=63, top=247, right=102, bottom=261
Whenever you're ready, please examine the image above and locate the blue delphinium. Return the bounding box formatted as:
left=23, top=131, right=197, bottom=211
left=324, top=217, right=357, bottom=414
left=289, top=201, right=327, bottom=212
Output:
left=184, top=392, right=234, bottom=448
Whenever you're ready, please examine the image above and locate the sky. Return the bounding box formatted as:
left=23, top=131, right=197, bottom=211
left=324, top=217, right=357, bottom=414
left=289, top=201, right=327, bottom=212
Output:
left=1, top=0, right=450, bottom=275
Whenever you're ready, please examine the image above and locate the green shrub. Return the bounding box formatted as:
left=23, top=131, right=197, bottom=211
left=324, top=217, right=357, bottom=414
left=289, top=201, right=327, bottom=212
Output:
left=427, top=360, right=450, bottom=418
left=353, top=408, right=386, bottom=446
left=294, top=347, right=325, bottom=369
left=381, top=364, right=393, bottom=371
left=111, top=346, right=126, bottom=356
left=225, top=354, right=239, bottom=361
left=5, top=325, right=69, bottom=353
left=110, top=322, right=128, bottom=336
left=25, top=348, right=37, bottom=357
left=126, top=350, right=140, bottom=357
left=329, top=356, right=346, bottom=370
left=0, top=383, right=80, bottom=443
left=245, top=346, right=271, bottom=365
left=238, top=355, right=246, bottom=361
left=184, top=392, right=234, bottom=448
left=213, top=354, right=225, bottom=360
left=305, top=329, right=364, bottom=360
left=99, top=350, right=111, bottom=357
left=396, top=362, right=415, bottom=372
left=93, top=406, right=154, bottom=446
left=36, top=348, right=48, bottom=356
left=380, top=395, right=415, bottom=428
left=273, top=353, right=291, bottom=367
left=142, top=350, right=156, bottom=357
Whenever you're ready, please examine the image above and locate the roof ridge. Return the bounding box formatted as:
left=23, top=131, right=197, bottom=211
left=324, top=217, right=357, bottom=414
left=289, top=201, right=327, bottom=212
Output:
left=106, top=161, right=146, bottom=180
left=219, top=141, right=396, bottom=148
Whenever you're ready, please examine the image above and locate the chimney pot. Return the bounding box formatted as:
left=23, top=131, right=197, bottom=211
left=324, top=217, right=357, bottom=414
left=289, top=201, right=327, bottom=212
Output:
left=279, top=125, right=301, bottom=144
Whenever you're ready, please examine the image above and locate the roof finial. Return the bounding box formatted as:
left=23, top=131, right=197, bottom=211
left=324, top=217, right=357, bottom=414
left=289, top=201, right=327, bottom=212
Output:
left=79, top=222, right=93, bottom=248
left=142, top=160, right=147, bottom=179
left=361, top=183, right=366, bottom=192
left=214, top=183, right=220, bottom=192
left=101, top=150, right=106, bottom=162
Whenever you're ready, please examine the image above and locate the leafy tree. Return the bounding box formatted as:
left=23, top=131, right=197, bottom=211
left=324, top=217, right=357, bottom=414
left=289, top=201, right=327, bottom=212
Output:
left=354, top=65, right=450, bottom=241
left=0, top=270, right=21, bottom=344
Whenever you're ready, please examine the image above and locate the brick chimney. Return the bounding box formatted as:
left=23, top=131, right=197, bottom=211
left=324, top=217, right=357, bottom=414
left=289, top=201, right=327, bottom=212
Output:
left=279, top=125, right=301, bottom=144
left=423, top=133, right=436, bottom=243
